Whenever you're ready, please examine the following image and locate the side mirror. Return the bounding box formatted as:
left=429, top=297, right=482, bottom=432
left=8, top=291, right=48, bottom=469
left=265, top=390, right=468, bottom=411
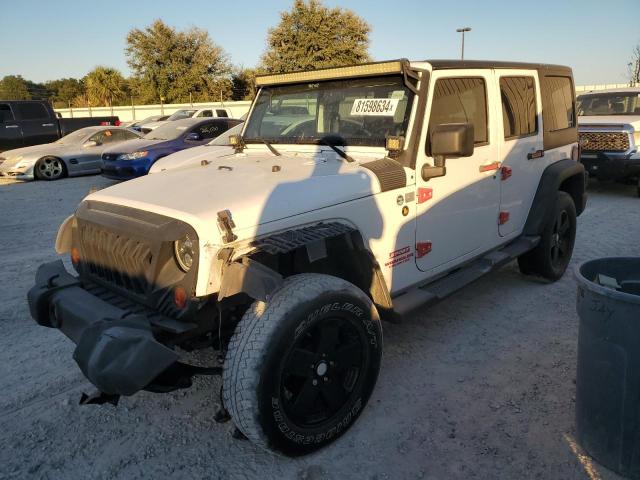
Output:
left=186, top=132, right=201, bottom=142
left=422, top=123, right=474, bottom=180
left=83, top=140, right=98, bottom=148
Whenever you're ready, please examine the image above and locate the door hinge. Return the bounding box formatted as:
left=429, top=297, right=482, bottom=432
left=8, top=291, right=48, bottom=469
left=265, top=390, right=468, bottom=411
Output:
left=499, top=211, right=510, bottom=225
left=416, top=242, right=432, bottom=258
left=501, top=166, right=512, bottom=181
left=217, top=210, right=237, bottom=243
left=417, top=188, right=433, bottom=204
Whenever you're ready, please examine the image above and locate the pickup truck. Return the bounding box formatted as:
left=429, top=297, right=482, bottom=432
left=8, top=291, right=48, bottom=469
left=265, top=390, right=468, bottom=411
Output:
left=576, top=87, right=640, bottom=196
left=0, top=100, right=119, bottom=152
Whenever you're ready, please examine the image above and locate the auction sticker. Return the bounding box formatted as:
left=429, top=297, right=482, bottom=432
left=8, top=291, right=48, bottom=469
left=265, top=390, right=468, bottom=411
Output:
left=351, top=98, right=399, bottom=116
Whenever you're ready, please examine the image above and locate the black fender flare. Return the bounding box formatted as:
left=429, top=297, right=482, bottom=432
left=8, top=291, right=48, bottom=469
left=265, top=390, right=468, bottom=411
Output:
left=523, top=158, right=586, bottom=236
left=217, top=222, right=395, bottom=321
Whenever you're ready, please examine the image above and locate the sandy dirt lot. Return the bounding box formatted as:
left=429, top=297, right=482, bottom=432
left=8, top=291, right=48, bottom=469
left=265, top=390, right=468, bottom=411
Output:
left=0, top=176, right=637, bottom=480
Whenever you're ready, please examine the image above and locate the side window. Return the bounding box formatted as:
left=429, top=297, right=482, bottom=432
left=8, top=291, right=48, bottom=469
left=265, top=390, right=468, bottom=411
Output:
left=544, top=76, right=575, bottom=131
left=198, top=110, right=213, bottom=118
left=216, top=109, right=229, bottom=118
left=90, top=130, right=117, bottom=144
left=194, top=122, right=222, bottom=140
left=429, top=77, right=488, bottom=145
left=500, top=76, right=537, bottom=139
left=0, top=104, right=14, bottom=122
left=15, top=102, right=49, bottom=120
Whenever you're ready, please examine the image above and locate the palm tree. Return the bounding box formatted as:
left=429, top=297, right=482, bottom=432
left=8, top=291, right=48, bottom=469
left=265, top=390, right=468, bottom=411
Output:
left=85, top=67, right=126, bottom=107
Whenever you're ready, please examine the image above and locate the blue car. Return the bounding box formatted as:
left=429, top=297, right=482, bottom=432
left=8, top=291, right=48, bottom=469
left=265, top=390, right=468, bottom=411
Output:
left=101, top=117, right=241, bottom=180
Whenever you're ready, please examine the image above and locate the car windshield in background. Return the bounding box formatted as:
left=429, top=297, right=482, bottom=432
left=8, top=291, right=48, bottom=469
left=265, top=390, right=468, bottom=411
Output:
left=54, top=128, right=93, bottom=145
left=243, top=75, right=415, bottom=147
left=167, top=109, right=197, bottom=121
left=577, top=92, right=640, bottom=116
left=208, top=123, right=243, bottom=146
left=144, top=123, right=189, bottom=140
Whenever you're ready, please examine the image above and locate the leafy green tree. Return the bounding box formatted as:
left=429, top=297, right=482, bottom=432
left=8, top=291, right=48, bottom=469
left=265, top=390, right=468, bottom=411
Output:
left=126, top=20, right=232, bottom=103
left=262, top=0, right=371, bottom=73
left=0, top=75, right=32, bottom=100
left=45, top=78, right=85, bottom=108
left=84, top=67, right=127, bottom=107
left=231, top=67, right=262, bottom=100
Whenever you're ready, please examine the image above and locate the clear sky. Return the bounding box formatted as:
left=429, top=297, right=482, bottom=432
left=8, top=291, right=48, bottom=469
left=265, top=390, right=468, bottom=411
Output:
left=1, top=0, right=638, bottom=86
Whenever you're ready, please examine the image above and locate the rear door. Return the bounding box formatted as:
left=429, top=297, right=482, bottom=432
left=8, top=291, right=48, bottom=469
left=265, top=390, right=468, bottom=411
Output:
left=495, top=71, right=544, bottom=237
left=15, top=102, right=59, bottom=146
left=0, top=103, right=23, bottom=151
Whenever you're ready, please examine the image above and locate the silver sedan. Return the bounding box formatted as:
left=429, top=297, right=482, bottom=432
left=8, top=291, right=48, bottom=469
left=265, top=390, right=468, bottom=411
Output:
left=0, top=126, right=143, bottom=181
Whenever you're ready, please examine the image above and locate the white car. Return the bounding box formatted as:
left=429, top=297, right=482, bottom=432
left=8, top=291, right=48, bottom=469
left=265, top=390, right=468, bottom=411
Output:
left=29, top=59, right=586, bottom=456
left=142, top=107, right=232, bottom=132
left=148, top=122, right=242, bottom=174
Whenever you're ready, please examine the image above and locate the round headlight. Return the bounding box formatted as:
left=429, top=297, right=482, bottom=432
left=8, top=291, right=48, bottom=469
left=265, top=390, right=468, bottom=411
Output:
left=174, top=234, right=195, bottom=272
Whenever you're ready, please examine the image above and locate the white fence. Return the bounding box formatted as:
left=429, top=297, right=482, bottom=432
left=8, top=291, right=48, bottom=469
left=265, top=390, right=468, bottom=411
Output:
left=55, top=100, right=253, bottom=122
left=575, top=83, right=640, bottom=93
left=54, top=83, right=640, bottom=121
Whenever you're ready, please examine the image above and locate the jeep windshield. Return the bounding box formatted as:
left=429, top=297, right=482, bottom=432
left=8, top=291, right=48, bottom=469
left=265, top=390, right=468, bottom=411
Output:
left=243, top=76, right=415, bottom=147
left=577, top=92, right=640, bottom=116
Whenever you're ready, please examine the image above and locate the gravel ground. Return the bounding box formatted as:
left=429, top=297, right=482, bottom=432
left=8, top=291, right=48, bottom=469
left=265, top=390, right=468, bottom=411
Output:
left=0, top=175, right=637, bottom=480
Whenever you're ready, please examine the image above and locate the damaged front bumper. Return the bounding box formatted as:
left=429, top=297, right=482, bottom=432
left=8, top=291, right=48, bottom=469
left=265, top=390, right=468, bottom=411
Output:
left=27, top=260, right=180, bottom=396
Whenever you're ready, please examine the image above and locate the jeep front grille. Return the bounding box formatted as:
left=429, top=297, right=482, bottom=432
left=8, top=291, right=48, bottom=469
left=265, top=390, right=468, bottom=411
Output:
left=78, top=222, right=153, bottom=295
left=579, top=131, right=630, bottom=152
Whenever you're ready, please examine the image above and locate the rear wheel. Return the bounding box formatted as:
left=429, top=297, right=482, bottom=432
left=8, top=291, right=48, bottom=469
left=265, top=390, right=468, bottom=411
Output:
left=518, top=191, right=576, bottom=281
left=223, top=273, right=382, bottom=456
left=35, top=156, right=66, bottom=181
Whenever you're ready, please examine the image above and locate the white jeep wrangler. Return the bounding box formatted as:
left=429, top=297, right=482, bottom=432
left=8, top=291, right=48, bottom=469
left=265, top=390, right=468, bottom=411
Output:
left=28, top=59, right=586, bottom=456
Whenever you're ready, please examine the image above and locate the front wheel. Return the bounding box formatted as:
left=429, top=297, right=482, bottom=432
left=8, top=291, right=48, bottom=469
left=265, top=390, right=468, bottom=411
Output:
left=35, top=156, right=66, bottom=181
left=518, top=191, right=577, bottom=281
left=223, top=273, right=382, bottom=456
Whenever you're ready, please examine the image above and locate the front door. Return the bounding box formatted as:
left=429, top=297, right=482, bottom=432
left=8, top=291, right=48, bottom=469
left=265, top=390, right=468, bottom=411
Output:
left=415, top=71, right=501, bottom=273
left=15, top=102, right=59, bottom=146
left=0, top=103, right=23, bottom=151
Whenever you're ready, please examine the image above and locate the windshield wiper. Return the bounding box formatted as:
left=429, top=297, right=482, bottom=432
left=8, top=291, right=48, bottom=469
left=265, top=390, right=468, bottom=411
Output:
left=318, top=140, right=354, bottom=163
left=262, top=139, right=281, bottom=156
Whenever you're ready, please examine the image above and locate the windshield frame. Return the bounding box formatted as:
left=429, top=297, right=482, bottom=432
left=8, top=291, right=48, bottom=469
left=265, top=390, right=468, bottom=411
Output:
left=577, top=92, right=640, bottom=116
left=242, top=75, right=416, bottom=147
left=55, top=127, right=95, bottom=145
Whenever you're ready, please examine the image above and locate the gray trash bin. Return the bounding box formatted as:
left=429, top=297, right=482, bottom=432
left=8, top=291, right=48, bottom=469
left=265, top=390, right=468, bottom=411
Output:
left=575, top=257, right=640, bottom=478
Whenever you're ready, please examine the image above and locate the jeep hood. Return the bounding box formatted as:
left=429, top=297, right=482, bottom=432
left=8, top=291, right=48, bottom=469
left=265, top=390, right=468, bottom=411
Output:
left=85, top=150, right=392, bottom=243
left=149, top=145, right=234, bottom=174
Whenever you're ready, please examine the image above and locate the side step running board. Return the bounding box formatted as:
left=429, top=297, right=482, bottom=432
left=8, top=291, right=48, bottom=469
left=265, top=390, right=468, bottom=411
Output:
left=392, top=236, right=539, bottom=317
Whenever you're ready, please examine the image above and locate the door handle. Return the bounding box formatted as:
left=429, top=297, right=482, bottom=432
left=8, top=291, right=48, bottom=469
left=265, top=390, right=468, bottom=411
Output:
left=42, top=123, right=55, bottom=127
left=527, top=150, right=544, bottom=160
left=5, top=125, right=19, bottom=129
left=479, top=161, right=501, bottom=173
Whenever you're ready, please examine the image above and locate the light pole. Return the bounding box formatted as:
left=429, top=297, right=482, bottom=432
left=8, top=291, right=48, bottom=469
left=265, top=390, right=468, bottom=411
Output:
left=456, top=27, right=472, bottom=60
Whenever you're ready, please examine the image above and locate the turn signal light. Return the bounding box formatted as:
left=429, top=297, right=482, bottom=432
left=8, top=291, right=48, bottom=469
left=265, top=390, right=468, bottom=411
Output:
left=174, top=286, right=188, bottom=309
left=71, top=247, right=80, bottom=266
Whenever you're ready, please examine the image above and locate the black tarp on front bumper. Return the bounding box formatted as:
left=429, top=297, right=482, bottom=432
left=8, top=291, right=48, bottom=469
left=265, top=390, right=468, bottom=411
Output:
left=27, top=260, right=179, bottom=395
